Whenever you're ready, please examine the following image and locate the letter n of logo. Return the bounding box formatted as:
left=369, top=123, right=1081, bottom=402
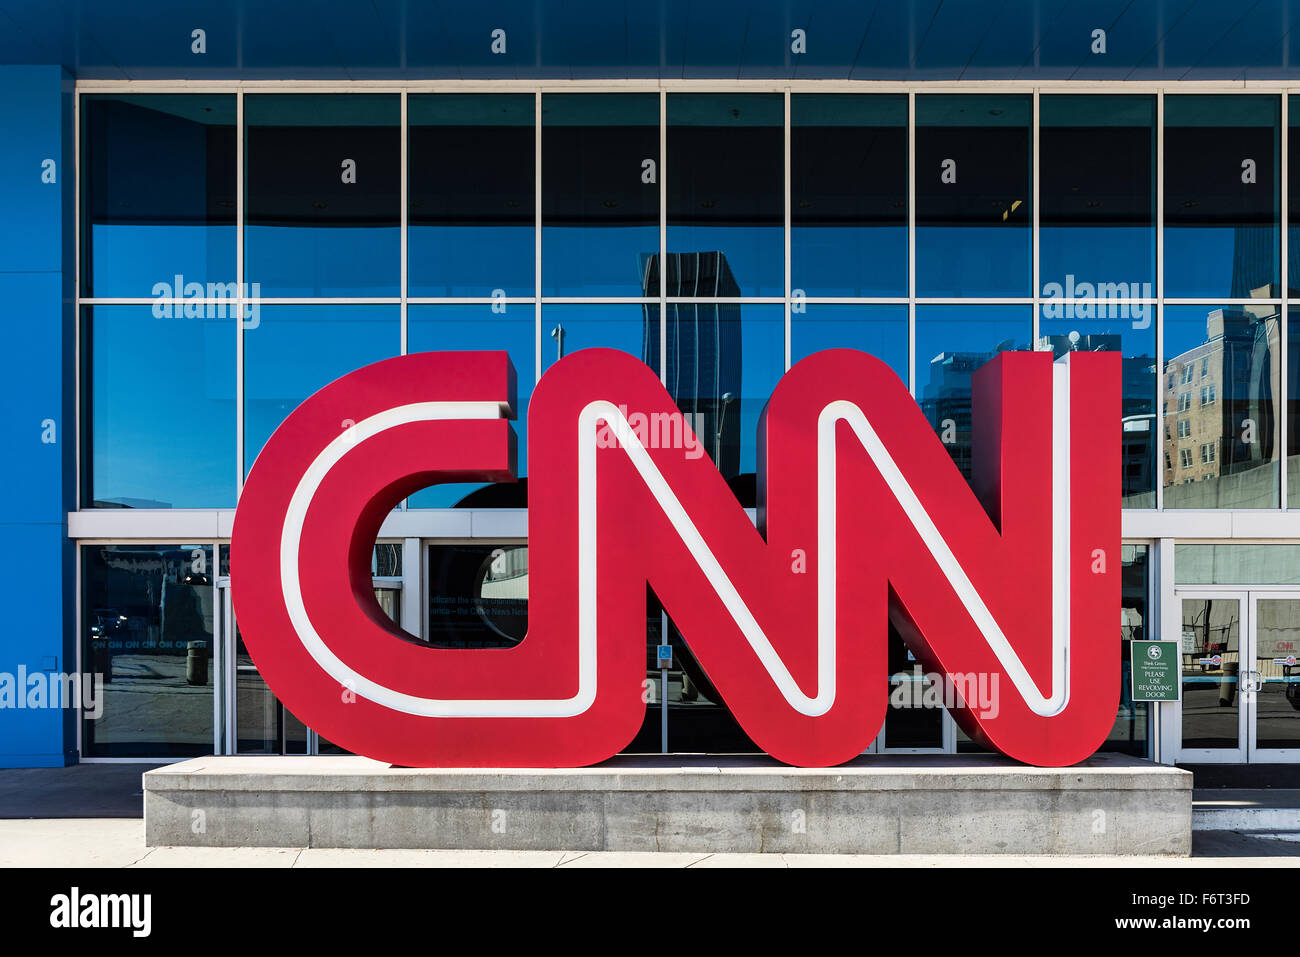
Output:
left=232, top=348, right=1119, bottom=768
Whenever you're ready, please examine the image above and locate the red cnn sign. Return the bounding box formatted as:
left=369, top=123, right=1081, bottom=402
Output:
left=232, top=348, right=1119, bottom=768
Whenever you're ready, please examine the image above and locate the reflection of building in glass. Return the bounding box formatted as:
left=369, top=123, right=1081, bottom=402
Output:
left=919, top=344, right=1019, bottom=479
left=1036, top=333, right=1158, bottom=507
left=640, top=251, right=743, bottom=477
left=1162, top=306, right=1279, bottom=508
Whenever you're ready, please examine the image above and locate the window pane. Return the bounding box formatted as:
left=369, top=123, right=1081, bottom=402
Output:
left=409, top=94, right=534, bottom=298
left=1112, top=544, right=1151, bottom=756
left=1291, top=317, right=1300, bottom=506
left=542, top=93, right=658, bottom=296
left=407, top=304, right=535, bottom=508
left=82, top=545, right=214, bottom=757
left=543, top=302, right=658, bottom=372
left=84, top=305, right=235, bottom=508
left=915, top=305, right=1033, bottom=483
left=245, top=94, right=400, bottom=297
left=81, top=94, right=235, bottom=298
left=791, top=94, right=907, bottom=297
left=667, top=94, right=783, bottom=297
left=915, top=95, right=1031, bottom=297
left=1176, top=543, right=1300, bottom=584
left=1039, top=94, right=1155, bottom=297
left=1162, top=304, right=1280, bottom=509
left=427, top=542, right=527, bottom=649
left=243, top=305, right=399, bottom=473
left=652, top=302, right=784, bottom=487
left=1037, top=307, right=1157, bottom=508
left=791, top=304, right=909, bottom=386
left=1164, top=95, right=1280, bottom=299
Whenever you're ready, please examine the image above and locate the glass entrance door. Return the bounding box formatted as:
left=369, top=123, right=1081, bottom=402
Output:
left=1176, top=591, right=1300, bottom=763
left=1177, top=593, right=1246, bottom=762
left=216, top=581, right=310, bottom=755
left=1246, top=595, right=1300, bottom=761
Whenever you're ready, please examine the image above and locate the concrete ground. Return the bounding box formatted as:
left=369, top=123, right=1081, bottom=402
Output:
left=0, top=818, right=1297, bottom=866
left=1, top=763, right=1297, bottom=866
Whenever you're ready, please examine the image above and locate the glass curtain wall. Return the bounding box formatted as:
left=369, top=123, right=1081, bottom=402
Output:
left=81, top=87, right=1300, bottom=758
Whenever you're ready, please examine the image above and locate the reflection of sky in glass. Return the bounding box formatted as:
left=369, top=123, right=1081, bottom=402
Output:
left=792, top=227, right=906, bottom=298
left=667, top=94, right=783, bottom=297
left=542, top=93, right=658, bottom=297
left=791, top=305, right=909, bottom=387
left=915, top=305, right=1032, bottom=400
left=915, top=95, right=1031, bottom=298
left=1038, top=95, right=1155, bottom=294
left=542, top=304, right=652, bottom=370
left=244, top=95, right=401, bottom=298
left=243, top=305, right=399, bottom=474
left=245, top=228, right=400, bottom=297
left=791, top=94, right=906, bottom=297
left=408, top=305, right=535, bottom=507
left=409, top=94, right=534, bottom=298
left=88, top=306, right=235, bottom=508
left=81, top=94, right=236, bottom=298
left=1163, top=95, right=1279, bottom=300
left=1040, top=226, right=1155, bottom=295
left=89, top=225, right=235, bottom=299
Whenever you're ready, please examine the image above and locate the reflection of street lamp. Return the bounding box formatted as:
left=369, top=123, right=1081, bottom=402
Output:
left=550, top=323, right=565, bottom=362
left=714, top=392, right=735, bottom=465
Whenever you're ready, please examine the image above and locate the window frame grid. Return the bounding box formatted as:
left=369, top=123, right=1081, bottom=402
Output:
left=73, top=82, right=1299, bottom=516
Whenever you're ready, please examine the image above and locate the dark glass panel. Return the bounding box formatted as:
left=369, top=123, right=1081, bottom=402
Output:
left=81, top=94, right=236, bottom=298
left=82, top=545, right=214, bottom=758
left=426, top=542, right=528, bottom=649
left=409, top=94, right=534, bottom=298
left=915, top=95, right=1031, bottom=297
left=791, top=94, right=907, bottom=297
left=1164, top=95, right=1280, bottom=299
left=1039, top=94, right=1155, bottom=297
left=542, top=93, right=659, bottom=296
left=244, top=94, right=400, bottom=297
left=666, top=94, right=783, bottom=297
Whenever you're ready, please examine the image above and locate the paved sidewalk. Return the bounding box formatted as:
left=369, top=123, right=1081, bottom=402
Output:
left=0, top=818, right=1296, bottom=867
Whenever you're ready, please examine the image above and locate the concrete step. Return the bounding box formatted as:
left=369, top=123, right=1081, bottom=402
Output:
left=1193, top=789, right=1300, bottom=833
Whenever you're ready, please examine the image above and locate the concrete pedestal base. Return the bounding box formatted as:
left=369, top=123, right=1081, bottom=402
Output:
left=144, top=753, right=1192, bottom=855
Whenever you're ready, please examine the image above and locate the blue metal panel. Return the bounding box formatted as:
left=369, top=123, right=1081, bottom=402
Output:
left=0, top=525, right=76, bottom=767
left=0, top=1, right=1299, bottom=80
left=0, top=66, right=75, bottom=767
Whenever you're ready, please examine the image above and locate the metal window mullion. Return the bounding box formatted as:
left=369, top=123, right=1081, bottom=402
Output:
left=660, top=88, right=668, bottom=384
left=1156, top=90, right=1165, bottom=512
left=1032, top=89, right=1040, bottom=345
left=535, top=90, right=543, bottom=386
left=236, top=89, right=245, bottom=498
left=1282, top=91, right=1289, bottom=511
left=784, top=87, right=792, bottom=372
left=399, top=91, right=409, bottom=510
left=401, top=90, right=408, bottom=358
left=908, top=91, right=916, bottom=399
left=73, top=92, right=82, bottom=511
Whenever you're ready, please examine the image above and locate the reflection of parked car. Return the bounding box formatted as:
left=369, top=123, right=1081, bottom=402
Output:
left=89, top=608, right=127, bottom=683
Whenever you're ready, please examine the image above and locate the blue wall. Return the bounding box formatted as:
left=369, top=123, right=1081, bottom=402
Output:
left=0, top=66, right=76, bottom=766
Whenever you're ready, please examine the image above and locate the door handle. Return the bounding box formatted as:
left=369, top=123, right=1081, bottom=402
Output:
left=1241, top=670, right=1264, bottom=694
